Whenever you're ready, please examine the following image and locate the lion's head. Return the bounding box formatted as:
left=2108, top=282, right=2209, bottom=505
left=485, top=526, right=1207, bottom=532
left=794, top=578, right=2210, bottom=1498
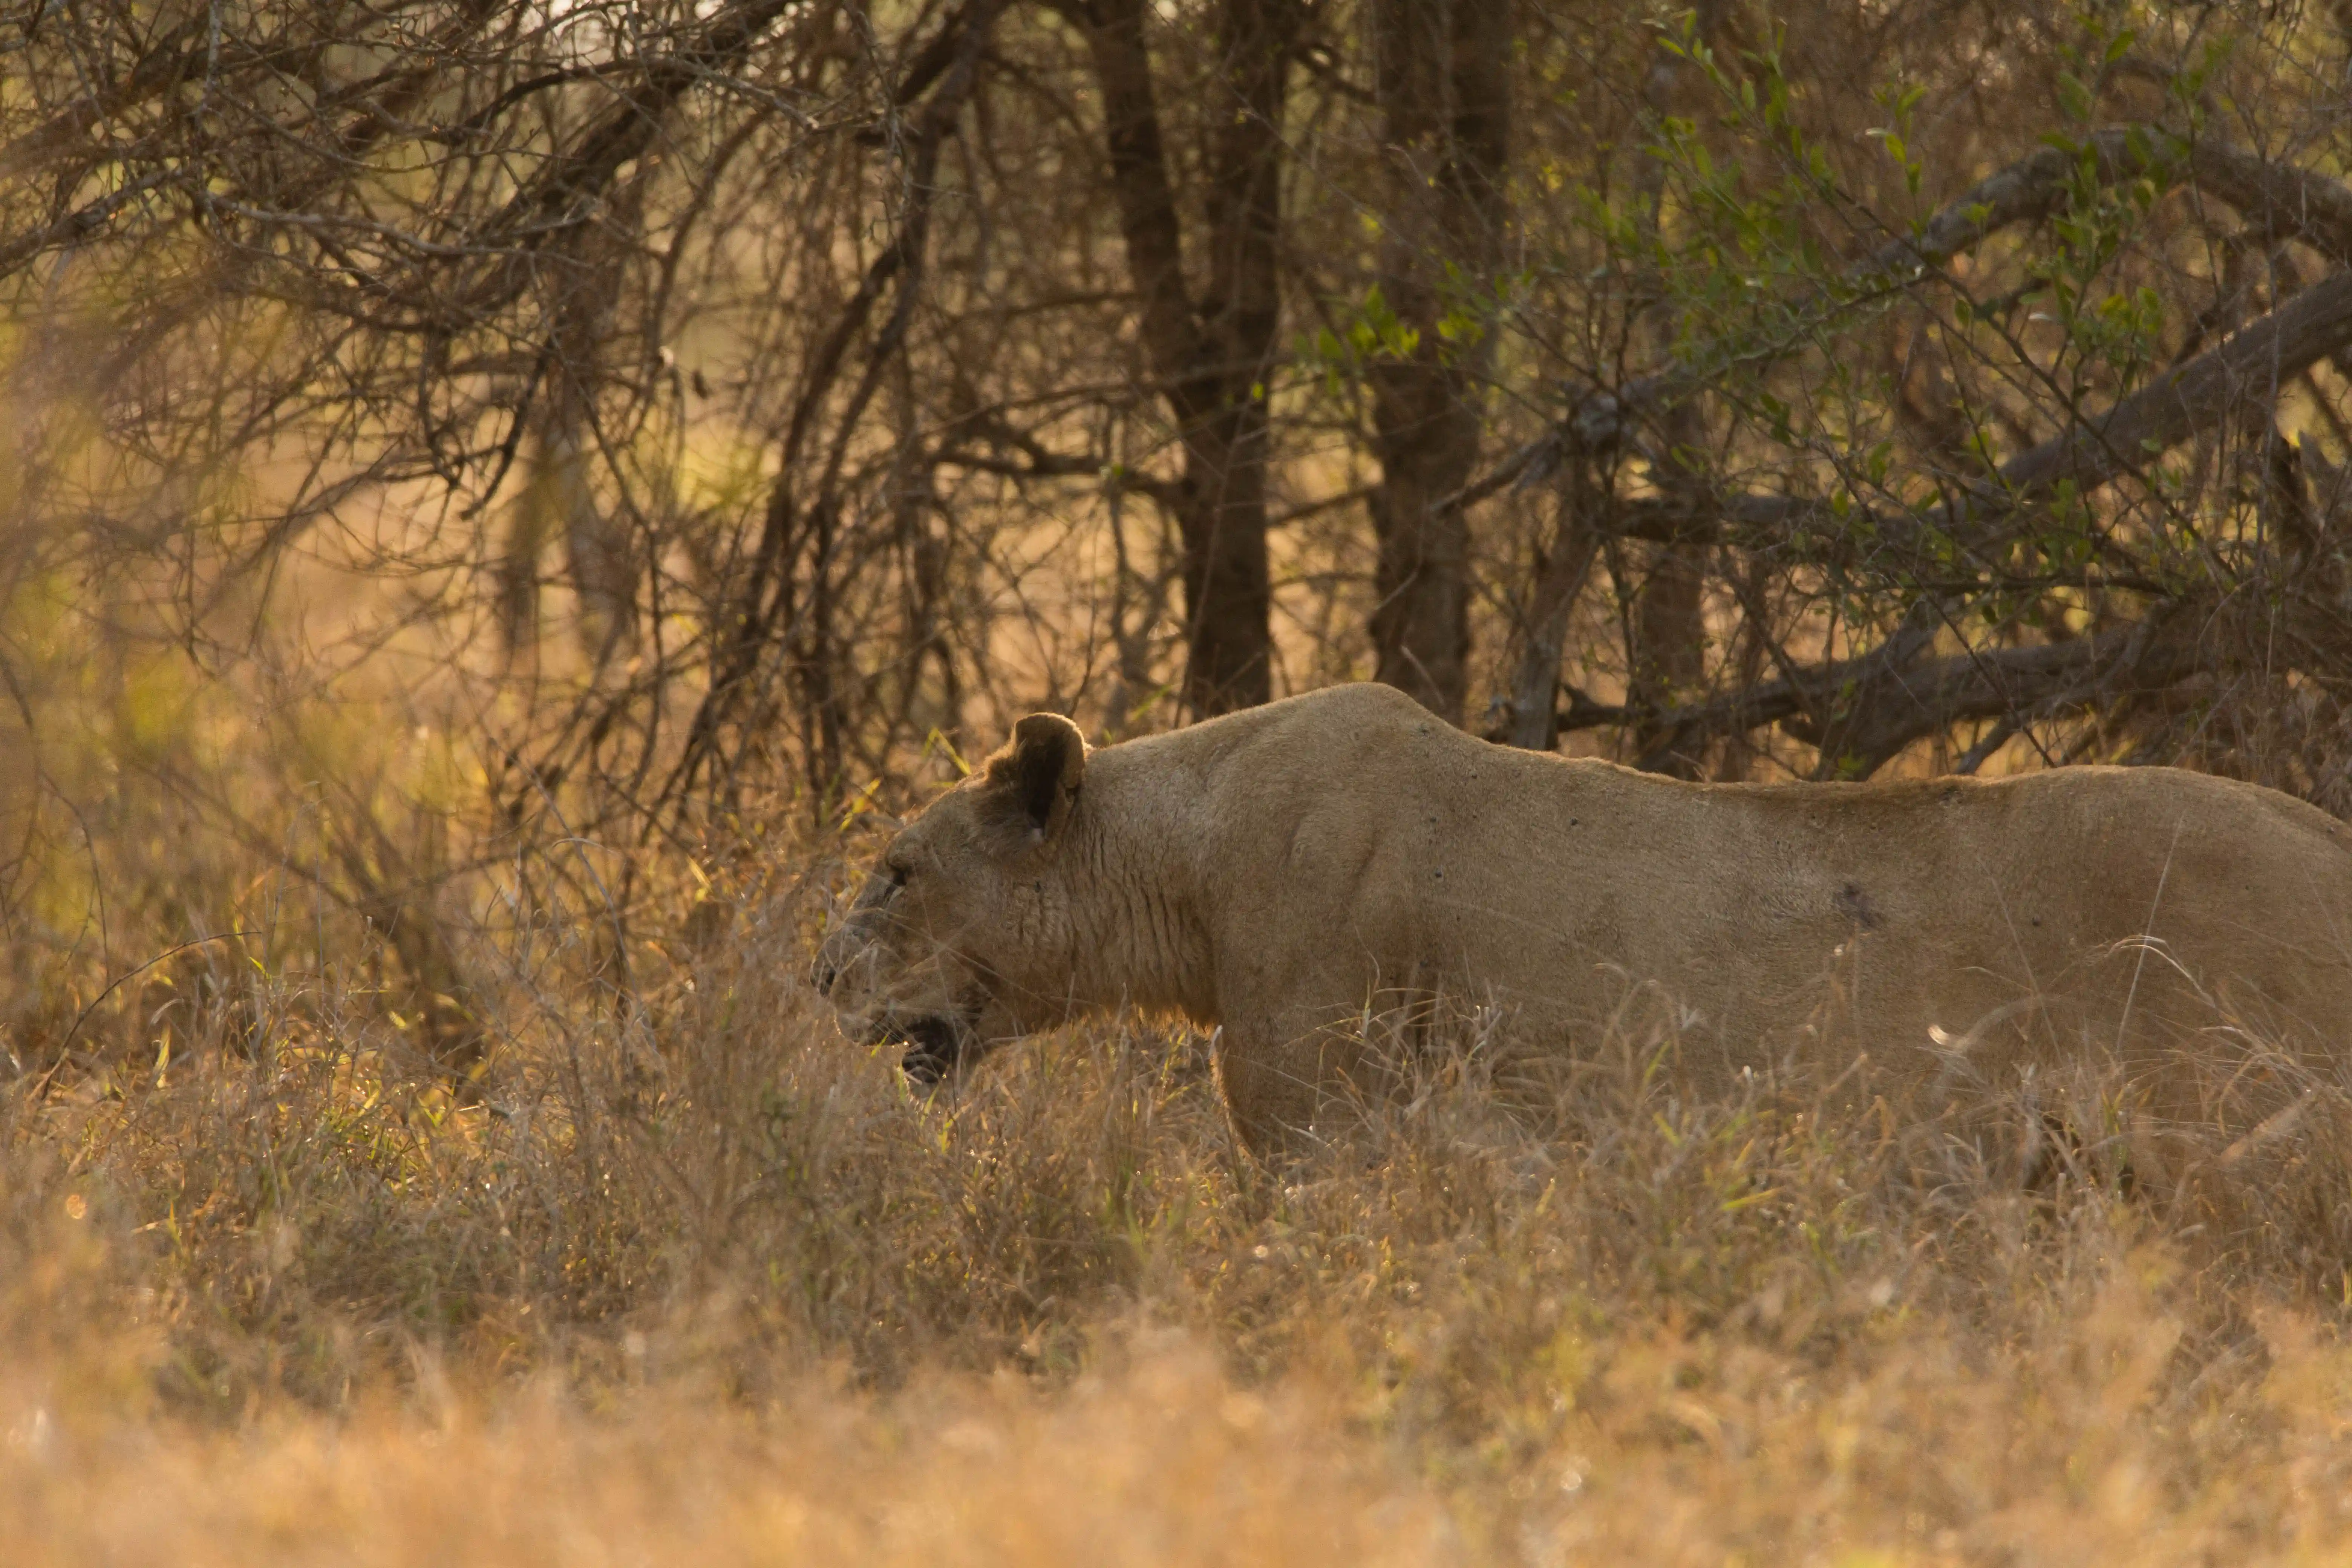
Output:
left=814, top=713, right=1089, bottom=1082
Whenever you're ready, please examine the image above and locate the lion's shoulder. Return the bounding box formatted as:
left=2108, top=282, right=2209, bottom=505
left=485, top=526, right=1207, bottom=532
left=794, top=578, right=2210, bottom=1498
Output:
left=1163, top=682, right=1461, bottom=767
left=1261, top=681, right=1435, bottom=732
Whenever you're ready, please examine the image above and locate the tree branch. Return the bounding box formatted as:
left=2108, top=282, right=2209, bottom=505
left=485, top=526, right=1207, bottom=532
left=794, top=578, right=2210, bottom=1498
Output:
left=1529, top=612, right=2206, bottom=779
left=1447, top=129, right=2352, bottom=521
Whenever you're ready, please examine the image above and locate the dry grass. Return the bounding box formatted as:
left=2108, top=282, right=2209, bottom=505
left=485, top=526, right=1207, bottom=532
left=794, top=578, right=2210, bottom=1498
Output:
left=8, top=839, right=2352, bottom=1568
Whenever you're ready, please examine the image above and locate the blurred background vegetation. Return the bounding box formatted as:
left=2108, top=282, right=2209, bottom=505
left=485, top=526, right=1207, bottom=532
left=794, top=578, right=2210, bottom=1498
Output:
left=13, top=0, right=2352, bottom=1075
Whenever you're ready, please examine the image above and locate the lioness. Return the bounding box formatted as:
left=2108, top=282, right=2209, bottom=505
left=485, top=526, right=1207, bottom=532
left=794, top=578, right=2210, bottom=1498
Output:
left=816, top=682, right=2352, bottom=1152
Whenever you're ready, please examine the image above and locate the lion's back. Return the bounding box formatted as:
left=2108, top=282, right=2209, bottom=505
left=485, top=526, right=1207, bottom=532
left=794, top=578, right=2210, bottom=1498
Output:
left=1174, top=685, right=2352, bottom=1051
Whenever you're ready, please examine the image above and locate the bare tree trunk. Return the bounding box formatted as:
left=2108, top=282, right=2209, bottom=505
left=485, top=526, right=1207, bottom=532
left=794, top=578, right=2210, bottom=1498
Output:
left=1495, top=8, right=1721, bottom=760
left=797, top=497, right=844, bottom=805
left=1365, top=0, right=1510, bottom=724
left=545, top=185, right=645, bottom=665
left=1619, top=8, right=1721, bottom=777
left=1505, top=469, right=1601, bottom=749
left=888, top=353, right=960, bottom=753
left=1075, top=0, right=1297, bottom=715
left=1712, top=553, right=1772, bottom=781
left=504, top=184, right=646, bottom=664
left=1629, top=536, right=1707, bottom=775
left=1172, top=415, right=1277, bottom=713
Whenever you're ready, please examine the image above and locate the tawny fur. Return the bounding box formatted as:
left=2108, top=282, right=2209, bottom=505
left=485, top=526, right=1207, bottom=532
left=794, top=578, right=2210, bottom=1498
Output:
left=818, top=683, right=2352, bottom=1153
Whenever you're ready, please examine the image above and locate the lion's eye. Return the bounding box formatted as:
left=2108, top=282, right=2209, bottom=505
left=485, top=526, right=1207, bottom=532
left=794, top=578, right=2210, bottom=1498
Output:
left=886, top=861, right=911, bottom=891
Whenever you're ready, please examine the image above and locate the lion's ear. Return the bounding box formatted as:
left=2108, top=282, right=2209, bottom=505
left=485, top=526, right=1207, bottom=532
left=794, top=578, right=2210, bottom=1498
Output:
left=986, top=713, right=1087, bottom=842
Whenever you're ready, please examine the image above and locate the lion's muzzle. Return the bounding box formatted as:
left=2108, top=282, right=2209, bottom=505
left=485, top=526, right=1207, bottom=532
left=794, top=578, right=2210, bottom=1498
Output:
left=816, top=871, right=1001, bottom=1084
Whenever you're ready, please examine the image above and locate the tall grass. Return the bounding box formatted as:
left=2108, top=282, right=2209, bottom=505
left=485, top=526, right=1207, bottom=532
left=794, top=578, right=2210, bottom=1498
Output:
left=8, top=813, right=2352, bottom=1563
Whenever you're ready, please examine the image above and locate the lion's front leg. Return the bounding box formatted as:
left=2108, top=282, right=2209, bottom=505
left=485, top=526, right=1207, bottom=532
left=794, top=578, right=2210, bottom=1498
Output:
left=1210, top=1022, right=1328, bottom=1159
left=1208, top=932, right=1393, bottom=1158
left=1210, top=1016, right=1383, bottom=1159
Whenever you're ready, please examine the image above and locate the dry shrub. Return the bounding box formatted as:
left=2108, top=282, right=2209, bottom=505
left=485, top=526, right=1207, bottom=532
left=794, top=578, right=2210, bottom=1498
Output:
left=8, top=859, right=2352, bottom=1562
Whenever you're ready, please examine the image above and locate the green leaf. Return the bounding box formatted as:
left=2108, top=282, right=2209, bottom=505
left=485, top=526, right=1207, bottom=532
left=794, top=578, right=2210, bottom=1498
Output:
left=2057, top=71, right=2093, bottom=123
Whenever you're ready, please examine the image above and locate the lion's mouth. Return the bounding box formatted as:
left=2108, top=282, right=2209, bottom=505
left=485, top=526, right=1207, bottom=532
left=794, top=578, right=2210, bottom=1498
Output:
left=874, top=994, right=995, bottom=1085
left=891, top=1013, right=969, bottom=1085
